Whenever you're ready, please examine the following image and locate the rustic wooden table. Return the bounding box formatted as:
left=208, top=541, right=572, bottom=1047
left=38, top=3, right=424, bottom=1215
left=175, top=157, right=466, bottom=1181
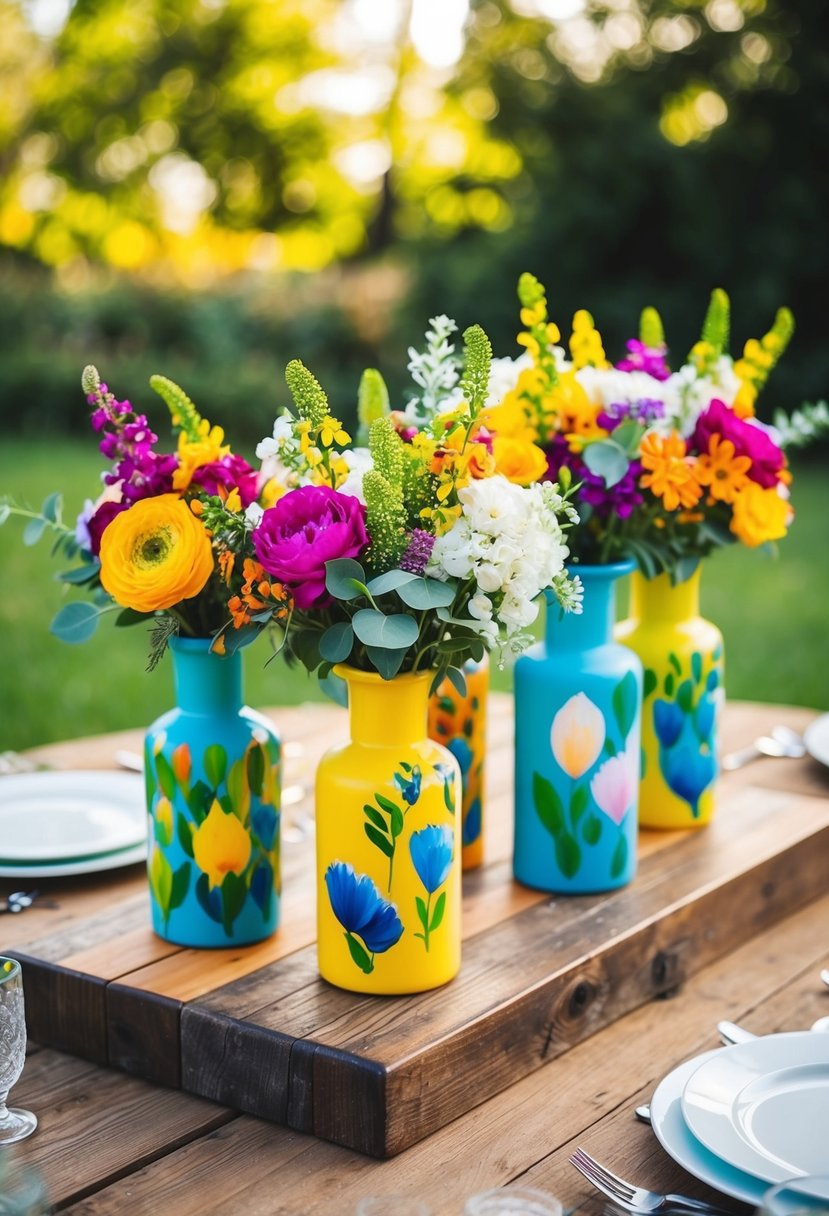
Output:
left=3, top=700, right=829, bottom=1215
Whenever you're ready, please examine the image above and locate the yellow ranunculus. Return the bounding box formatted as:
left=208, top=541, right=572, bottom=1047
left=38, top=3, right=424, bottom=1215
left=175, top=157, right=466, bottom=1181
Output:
left=99, top=494, right=214, bottom=613
left=551, top=693, right=606, bottom=778
left=730, top=482, right=791, bottom=547
left=492, top=436, right=549, bottom=486
left=191, top=800, right=251, bottom=889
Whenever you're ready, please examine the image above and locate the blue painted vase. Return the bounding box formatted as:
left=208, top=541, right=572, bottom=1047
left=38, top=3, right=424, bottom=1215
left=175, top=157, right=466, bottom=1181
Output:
left=513, top=562, right=642, bottom=894
left=144, top=637, right=281, bottom=946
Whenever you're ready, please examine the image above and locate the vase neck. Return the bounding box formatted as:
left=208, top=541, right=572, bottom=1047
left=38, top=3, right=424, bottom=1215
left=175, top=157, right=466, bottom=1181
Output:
left=342, top=668, right=431, bottom=746
left=628, top=568, right=701, bottom=624
left=171, top=639, right=243, bottom=713
left=545, top=564, right=628, bottom=651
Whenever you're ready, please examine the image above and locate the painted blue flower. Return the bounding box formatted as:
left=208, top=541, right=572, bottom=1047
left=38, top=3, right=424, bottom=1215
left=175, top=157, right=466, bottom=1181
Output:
left=653, top=699, right=684, bottom=749
left=324, top=862, right=404, bottom=954
left=447, top=737, right=473, bottom=778
left=694, top=691, right=716, bottom=743
left=463, top=797, right=482, bottom=847
left=394, top=763, right=422, bottom=806
left=409, top=825, right=454, bottom=894
left=661, top=745, right=716, bottom=818
left=251, top=804, right=279, bottom=851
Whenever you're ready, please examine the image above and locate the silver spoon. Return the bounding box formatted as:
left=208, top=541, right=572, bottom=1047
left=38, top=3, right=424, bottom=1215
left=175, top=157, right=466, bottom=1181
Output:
left=821, top=968, right=829, bottom=989
left=722, top=724, right=807, bottom=771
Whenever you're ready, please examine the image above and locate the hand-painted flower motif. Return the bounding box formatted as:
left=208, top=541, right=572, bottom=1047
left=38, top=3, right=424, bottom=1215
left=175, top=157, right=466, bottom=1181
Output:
left=550, top=693, right=605, bottom=778
left=191, top=800, right=252, bottom=889
left=590, top=741, right=638, bottom=826
left=393, top=763, right=422, bottom=806
left=325, top=861, right=404, bottom=973
left=409, top=825, right=454, bottom=894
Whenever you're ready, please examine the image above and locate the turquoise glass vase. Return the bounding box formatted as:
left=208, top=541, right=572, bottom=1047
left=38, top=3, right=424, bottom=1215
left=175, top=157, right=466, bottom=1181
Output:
left=144, top=637, right=281, bottom=947
left=513, top=562, right=642, bottom=894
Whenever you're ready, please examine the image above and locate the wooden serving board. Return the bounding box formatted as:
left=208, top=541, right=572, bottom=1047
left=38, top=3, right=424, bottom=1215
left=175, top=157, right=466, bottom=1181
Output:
left=7, top=699, right=829, bottom=1157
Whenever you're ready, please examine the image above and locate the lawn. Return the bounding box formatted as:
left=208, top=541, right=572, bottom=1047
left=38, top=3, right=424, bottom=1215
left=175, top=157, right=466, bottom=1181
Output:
left=1, top=436, right=827, bottom=752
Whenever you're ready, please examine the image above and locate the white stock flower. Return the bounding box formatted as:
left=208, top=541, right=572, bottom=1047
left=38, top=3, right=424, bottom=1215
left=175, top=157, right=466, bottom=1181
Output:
left=255, top=413, right=295, bottom=462
left=244, top=502, right=264, bottom=527
left=576, top=365, right=670, bottom=410
left=337, top=446, right=372, bottom=504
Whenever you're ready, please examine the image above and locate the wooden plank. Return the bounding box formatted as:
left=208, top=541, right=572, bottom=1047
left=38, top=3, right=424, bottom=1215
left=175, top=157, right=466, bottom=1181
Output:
left=57, top=892, right=829, bottom=1215
left=10, top=953, right=110, bottom=1065
left=176, top=781, right=829, bottom=1155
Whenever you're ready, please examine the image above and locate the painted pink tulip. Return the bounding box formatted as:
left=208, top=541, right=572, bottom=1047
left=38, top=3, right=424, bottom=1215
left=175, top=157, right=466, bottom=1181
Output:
left=590, top=740, right=638, bottom=825
left=550, top=693, right=605, bottom=779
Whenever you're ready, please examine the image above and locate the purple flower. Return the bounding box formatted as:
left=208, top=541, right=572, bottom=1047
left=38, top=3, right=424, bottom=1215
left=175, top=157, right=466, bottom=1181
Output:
left=598, top=398, right=665, bottom=430
left=190, top=453, right=259, bottom=507
left=399, top=529, right=435, bottom=576
left=580, top=461, right=644, bottom=519
left=253, top=484, right=368, bottom=610
left=85, top=499, right=129, bottom=555
left=616, top=339, right=671, bottom=381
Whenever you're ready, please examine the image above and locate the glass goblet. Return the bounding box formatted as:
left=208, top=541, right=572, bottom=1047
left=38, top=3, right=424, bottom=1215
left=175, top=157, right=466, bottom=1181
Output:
left=0, top=958, right=37, bottom=1143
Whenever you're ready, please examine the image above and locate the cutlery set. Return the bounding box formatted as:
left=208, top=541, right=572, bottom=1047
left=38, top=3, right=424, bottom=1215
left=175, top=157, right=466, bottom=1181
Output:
left=572, top=995, right=829, bottom=1214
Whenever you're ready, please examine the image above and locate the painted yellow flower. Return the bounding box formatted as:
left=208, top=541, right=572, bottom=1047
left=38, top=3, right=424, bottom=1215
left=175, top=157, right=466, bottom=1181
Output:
left=172, top=422, right=230, bottom=492
left=551, top=693, right=605, bottom=778
left=99, top=494, right=214, bottom=612
left=154, top=796, right=173, bottom=847
left=730, top=482, right=791, bottom=547
left=692, top=435, right=752, bottom=504
left=640, top=432, right=703, bottom=512
left=492, top=436, right=549, bottom=485
left=192, top=800, right=251, bottom=889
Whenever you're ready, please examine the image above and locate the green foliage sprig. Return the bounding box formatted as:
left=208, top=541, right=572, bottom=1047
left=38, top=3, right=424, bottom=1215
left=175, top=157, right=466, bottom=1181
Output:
left=458, top=323, right=493, bottom=417
left=357, top=368, right=390, bottom=446
left=150, top=375, right=204, bottom=440
left=639, top=306, right=665, bottom=348
left=285, top=359, right=329, bottom=427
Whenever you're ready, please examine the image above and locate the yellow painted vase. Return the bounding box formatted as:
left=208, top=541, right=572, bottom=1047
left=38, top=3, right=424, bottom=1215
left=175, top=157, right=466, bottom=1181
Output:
left=615, top=568, right=724, bottom=829
left=428, top=656, right=488, bottom=871
left=316, top=666, right=462, bottom=994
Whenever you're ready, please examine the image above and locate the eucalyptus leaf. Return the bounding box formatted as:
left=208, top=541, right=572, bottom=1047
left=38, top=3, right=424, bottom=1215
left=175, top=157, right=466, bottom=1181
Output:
left=611, top=419, right=646, bottom=455
left=446, top=666, right=467, bottom=699
left=50, top=601, right=102, bottom=644
left=352, top=609, right=419, bottom=649
left=319, top=622, right=354, bottom=663
left=319, top=671, right=348, bottom=706
left=41, top=491, right=62, bottom=523
left=366, top=569, right=418, bottom=596
left=672, top=556, right=700, bottom=586
left=325, top=558, right=368, bottom=601
left=366, top=645, right=408, bottom=680
left=0, top=504, right=10, bottom=526
left=23, top=517, right=46, bottom=546
left=397, top=577, right=456, bottom=610
left=57, top=564, right=100, bottom=585
left=582, top=440, right=630, bottom=489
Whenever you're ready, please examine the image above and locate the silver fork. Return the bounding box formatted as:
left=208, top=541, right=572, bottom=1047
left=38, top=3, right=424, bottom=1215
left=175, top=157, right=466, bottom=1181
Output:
left=569, top=1148, right=734, bottom=1216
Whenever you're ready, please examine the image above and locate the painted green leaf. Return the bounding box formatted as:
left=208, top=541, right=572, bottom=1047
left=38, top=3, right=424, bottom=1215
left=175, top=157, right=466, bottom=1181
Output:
left=155, top=752, right=177, bottom=800
left=604, top=737, right=618, bottom=757
left=49, top=601, right=101, bottom=644
left=345, top=931, right=373, bottom=973
left=582, top=813, right=602, bottom=846
left=555, top=832, right=581, bottom=879
left=643, top=669, right=658, bottom=700
left=363, top=804, right=388, bottom=832
left=430, top=891, right=446, bottom=932
left=416, top=896, right=429, bottom=933
left=226, top=759, right=249, bottom=819
left=610, top=834, right=629, bottom=879
left=532, top=772, right=565, bottom=837
left=221, top=870, right=248, bottom=936
left=187, top=780, right=213, bottom=823
left=325, top=557, right=368, bottom=600
left=664, top=673, right=675, bottom=697
left=668, top=651, right=682, bottom=676
left=612, top=671, right=639, bottom=740
left=169, top=861, right=192, bottom=912
left=397, top=577, right=456, bottom=610
left=691, top=652, right=703, bottom=684
left=352, top=608, right=419, bottom=650
left=246, top=743, right=266, bottom=797
left=177, top=813, right=194, bottom=858
left=203, top=743, right=227, bottom=789
left=366, top=644, right=408, bottom=680
left=570, top=784, right=589, bottom=827
left=677, top=679, right=694, bottom=713
left=195, top=873, right=222, bottom=923
left=149, top=847, right=173, bottom=918
left=364, top=823, right=394, bottom=857
left=389, top=802, right=405, bottom=839
left=319, top=621, right=354, bottom=664
left=375, top=793, right=402, bottom=817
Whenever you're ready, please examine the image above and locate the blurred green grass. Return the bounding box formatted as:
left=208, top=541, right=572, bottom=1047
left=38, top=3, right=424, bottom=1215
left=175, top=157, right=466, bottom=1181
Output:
left=1, top=436, right=828, bottom=751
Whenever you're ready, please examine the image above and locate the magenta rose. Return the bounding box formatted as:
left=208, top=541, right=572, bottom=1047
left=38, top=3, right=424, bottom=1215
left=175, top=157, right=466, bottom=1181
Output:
left=253, top=484, right=368, bottom=610
left=86, top=500, right=129, bottom=556
left=191, top=453, right=259, bottom=508
left=693, top=399, right=785, bottom=488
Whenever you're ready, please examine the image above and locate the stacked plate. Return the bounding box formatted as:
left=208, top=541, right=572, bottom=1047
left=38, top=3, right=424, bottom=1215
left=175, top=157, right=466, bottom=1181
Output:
left=650, top=1033, right=829, bottom=1204
left=0, top=770, right=147, bottom=877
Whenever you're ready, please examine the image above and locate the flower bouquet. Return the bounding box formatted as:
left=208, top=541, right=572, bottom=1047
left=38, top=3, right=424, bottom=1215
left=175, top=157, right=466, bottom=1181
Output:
left=222, top=326, right=581, bottom=992
left=2, top=368, right=285, bottom=946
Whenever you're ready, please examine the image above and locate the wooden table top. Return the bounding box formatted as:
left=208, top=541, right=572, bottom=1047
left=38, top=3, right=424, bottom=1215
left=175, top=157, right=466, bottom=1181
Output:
left=4, top=700, right=829, bottom=1215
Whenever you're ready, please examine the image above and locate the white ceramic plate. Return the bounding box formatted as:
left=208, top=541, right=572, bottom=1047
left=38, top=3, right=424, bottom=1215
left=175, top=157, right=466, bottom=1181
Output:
left=650, top=1050, right=767, bottom=1205
left=0, top=771, right=146, bottom=862
left=805, top=713, right=829, bottom=767
left=0, top=841, right=147, bottom=878
left=681, top=1032, right=829, bottom=1183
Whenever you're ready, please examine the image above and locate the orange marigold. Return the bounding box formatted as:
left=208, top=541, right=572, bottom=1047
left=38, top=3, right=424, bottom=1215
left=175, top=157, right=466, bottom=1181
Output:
left=639, top=432, right=703, bottom=513
left=692, top=434, right=752, bottom=504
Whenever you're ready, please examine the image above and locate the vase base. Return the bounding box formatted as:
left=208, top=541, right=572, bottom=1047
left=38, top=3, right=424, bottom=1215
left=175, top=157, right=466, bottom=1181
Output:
left=319, top=966, right=460, bottom=996
left=513, top=871, right=635, bottom=896
left=152, top=923, right=279, bottom=949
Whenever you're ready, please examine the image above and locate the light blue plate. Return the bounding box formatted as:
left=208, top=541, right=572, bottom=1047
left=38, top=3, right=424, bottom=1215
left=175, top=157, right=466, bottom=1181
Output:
left=650, top=1050, right=767, bottom=1205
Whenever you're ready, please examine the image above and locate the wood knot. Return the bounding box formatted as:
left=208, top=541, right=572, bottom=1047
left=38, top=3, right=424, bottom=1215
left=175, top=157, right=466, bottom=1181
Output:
left=568, top=980, right=592, bottom=1018
left=651, top=949, right=680, bottom=991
